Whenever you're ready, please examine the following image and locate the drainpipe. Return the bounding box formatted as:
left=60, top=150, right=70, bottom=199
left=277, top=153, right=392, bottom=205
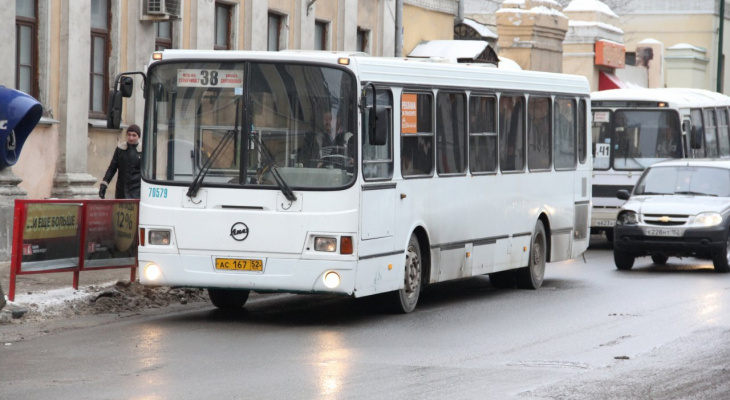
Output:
left=458, top=0, right=464, bottom=24
left=719, top=0, right=725, bottom=93
left=395, top=0, right=403, bottom=57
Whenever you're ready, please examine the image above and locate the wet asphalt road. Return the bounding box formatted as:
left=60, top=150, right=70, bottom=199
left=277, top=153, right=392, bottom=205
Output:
left=2, top=236, right=730, bottom=399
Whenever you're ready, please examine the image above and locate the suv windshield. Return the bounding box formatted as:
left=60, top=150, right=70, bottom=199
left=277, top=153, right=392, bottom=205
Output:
left=592, top=109, right=682, bottom=171
left=143, top=61, right=357, bottom=189
left=634, top=165, right=730, bottom=197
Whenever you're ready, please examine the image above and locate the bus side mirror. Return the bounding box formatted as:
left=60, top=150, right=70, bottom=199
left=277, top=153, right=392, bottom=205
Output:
left=361, top=82, right=387, bottom=146
left=616, top=189, right=631, bottom=200
left=107, top=74, right=139, bottom=129
left=0, top=86, right=43, bottom=168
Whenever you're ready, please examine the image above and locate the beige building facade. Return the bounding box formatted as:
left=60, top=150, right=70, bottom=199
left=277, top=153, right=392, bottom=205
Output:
left=0, top=0, right=458, bottom=260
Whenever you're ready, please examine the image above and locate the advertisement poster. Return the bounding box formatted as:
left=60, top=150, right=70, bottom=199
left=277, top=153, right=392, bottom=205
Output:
left=401, top=93, right=418, bottom=134
left=21, top=203, right=82, bottom=272
left=84, top=202, right=138, bottom=269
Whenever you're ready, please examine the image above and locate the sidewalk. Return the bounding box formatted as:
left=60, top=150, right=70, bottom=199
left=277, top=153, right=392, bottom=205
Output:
left=1, top=260, right=136, bottom=300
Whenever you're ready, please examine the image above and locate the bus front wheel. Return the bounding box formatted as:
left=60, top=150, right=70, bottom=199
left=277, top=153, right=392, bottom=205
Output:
left=208, top=288, right=250, bottom=309
left=384, top=234, right=422, bottom=313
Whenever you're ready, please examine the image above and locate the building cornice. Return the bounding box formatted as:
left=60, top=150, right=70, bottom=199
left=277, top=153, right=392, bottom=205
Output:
left=405, top=0, right=458, bottom=15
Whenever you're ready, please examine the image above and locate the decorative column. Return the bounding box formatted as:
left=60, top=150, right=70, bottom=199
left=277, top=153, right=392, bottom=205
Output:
left=295, top=0, right=316, bottom=50
left=51, top=0, right=97, bottom=199
left=563, top=0, right=624, bottom=91
left=496, top=0, right=569, bottom=72
left=244, top=0, right=269, bottom=51
left=666, top=44, right=709, bottom=89
left=338, top=0, right=357, bottom=51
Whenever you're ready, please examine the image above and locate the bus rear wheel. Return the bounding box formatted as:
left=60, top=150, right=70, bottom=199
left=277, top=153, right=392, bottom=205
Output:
left=384, top=234, right=422, bottom=313
left=208, top=288, right=250, bottom=309
left=516, top=220, right=546, bottom=290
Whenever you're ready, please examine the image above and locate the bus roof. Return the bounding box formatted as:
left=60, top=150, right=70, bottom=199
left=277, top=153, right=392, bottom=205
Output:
left=150, top=49, right=590, bottom=96
left=591, top=88, right=730, bottom=108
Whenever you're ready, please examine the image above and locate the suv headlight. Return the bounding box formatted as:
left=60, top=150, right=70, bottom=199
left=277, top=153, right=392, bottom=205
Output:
left=617, top=211, right=638, bottom=226
left=695, top=212, right=723, bottom=227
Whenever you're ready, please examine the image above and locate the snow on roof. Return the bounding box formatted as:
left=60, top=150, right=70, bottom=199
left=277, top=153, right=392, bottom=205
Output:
left=408, top=40, right=491, bottom=60
left=568, top=20, right=624, bottom=34
left=564, top=0, right=619, bottom=18
left=461, top=18, right=498, bottom=39
left=497, top=0, right=567, bottom=19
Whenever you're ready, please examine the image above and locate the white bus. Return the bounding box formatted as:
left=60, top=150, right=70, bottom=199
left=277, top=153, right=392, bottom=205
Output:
left=591, top=88, right=730, bottom=240
left=109, top=50, right=591, bottom=313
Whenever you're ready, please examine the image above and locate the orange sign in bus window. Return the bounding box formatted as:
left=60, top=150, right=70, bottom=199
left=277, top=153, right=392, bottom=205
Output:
left=401, top=93, right=418, bottom=134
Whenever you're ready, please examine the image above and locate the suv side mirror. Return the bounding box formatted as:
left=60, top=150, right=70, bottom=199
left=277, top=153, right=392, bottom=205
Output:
left=616, top=189, right=631, bottom=201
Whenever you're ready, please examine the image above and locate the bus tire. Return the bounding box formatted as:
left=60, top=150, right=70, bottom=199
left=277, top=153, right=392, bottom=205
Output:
left=651, top=253, right=669, bottom=265
left=208, top=288, right=250, bottom=309
left=384, top=234, right=422, bottom=313
left=516, top=220, right=546, bottom=290
left=712, top=229, right=730, bottom=273
left=489, top=270, right=516, bottom=288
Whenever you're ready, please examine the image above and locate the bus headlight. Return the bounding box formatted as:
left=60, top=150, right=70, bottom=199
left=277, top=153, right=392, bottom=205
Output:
left=323, top=271, right=341, bottom=288
left=144, top=263, right=162, bottom=281
left=149, top=230, right=171, bottom=245
left=314, top=237, right=337, bottom=252
left=695, top=212, right=722, bottom=227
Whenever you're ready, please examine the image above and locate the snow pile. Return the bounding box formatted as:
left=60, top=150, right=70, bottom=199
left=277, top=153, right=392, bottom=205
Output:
left=2, top=281, right=209, bottom=324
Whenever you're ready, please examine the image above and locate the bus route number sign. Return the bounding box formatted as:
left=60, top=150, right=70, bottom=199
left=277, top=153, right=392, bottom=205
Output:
left=595, top=143, right=610, bottom=158
left=177, top=69, right=244, bottom=88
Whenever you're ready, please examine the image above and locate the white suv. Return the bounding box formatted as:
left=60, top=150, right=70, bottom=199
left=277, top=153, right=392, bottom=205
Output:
left=613, top=159, right=730, bottom=272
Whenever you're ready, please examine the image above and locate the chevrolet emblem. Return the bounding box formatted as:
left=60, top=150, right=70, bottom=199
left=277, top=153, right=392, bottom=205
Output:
left=659, top=216, right=672, bottom=223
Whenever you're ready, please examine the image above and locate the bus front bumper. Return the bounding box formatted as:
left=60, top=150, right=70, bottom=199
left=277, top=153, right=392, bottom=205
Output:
left=138, top=252, right=357, bottom=295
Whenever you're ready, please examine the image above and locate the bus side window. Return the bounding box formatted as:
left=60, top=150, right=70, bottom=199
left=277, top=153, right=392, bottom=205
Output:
left=401, top=92, right=434, bottom=177
left=554, top=97, right=576, bottom=170
left=363, top=88, right=394, bottom=181
left=689, top=108, right=705, bottom=154
left=469, top=95, right=497, bottom=174
left=499, top=94, right=525, bottom=172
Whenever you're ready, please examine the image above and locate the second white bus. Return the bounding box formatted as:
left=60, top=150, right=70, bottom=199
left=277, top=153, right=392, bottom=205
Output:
left=111, top=50, right=592, bottom=313
left=591, top=88, right=730, bottom=240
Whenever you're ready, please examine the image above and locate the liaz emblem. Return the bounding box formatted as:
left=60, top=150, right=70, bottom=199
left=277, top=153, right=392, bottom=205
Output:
left=230, top=222, right=249, bottom=241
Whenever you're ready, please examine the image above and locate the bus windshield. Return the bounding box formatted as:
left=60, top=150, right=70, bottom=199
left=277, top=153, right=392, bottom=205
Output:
left=143, top=61, right=357, bottom=189
left=592, top=109, right=681, bottom=171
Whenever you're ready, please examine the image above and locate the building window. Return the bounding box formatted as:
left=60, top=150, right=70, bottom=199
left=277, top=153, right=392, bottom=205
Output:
left=90, top=0, right=110, bottom=116
left=314, top=20, right=328, bottom=50
left=16, top=0, right=39, bottom=98
left=215, top=2, right=232, bottom=50
left=155, top=21, right=173, bottom=51
left=357, top=28, right=369, bottom=53
left=268, top=13, right=283, bottom=51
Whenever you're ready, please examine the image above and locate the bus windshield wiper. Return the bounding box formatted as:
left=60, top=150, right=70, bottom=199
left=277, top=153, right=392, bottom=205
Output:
left=674, top=191, right=717, bottom=197
left=250, top=132, right=297, bottom=202
left=186, top=128, right=236, bottom=199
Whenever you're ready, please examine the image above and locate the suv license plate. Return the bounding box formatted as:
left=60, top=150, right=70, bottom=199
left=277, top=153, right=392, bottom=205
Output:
left=645, top=228, right=683, bottom=237
left=215, top=258, right=263, bottom=271
left=596, top=220, right=616, bottom=227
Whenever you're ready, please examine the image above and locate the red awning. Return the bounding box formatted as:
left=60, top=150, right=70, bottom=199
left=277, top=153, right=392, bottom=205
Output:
left=598, top=71, right=629, bottom=91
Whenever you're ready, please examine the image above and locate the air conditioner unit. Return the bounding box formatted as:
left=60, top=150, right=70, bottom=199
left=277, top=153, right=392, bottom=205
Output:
left=141, top=0, right=181, bottom=21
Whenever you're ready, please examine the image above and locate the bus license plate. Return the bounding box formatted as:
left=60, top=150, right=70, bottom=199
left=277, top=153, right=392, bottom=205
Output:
left=595, top=219, right=616, bottom=227
left=215, top=258, right=263, bottom=271
left=644, top=228, right=683, bottom=237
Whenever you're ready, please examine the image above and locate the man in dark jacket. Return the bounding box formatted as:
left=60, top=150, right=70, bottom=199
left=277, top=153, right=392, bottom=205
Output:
left=99, top=124, right=142, bottom=199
